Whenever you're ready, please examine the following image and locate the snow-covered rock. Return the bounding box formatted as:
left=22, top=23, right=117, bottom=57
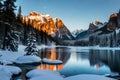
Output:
left=15, top=55, right=41, bottom=64
left=64, top=74, right=115, bottom=80
left=43, top=58, right=63, bottom=65
left=26, top=69, right=64, bottom=80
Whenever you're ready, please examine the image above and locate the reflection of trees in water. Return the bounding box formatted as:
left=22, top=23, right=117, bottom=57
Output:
left=89, top=50, right=120, bottom=73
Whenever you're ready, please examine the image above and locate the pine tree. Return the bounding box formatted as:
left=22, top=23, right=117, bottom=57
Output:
left=3, top=0, right=16, bottom=22
left=0, top=0, right=3, bottom=19
left=6, top=29, right=19, bottom=51
left=17, top=6, right=22, bottom=23
left=110, top=34, right=113, bottom=47
left=2, top=24, right=19, bottom=51
left=89, top=36, right=94, bottom=46
left=0, top=0, right=3, bottom=12
left=113, top=31, right=117, bottom=47
left=25, top=43, right=38, bottom=56
left=117, top=30, right=120, bottom=46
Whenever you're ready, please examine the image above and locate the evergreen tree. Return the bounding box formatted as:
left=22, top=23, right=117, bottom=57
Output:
left=89, top=36, right=94, bottom=46
left=0, top=0, right=3, bottom=19
left=0, top=0, right=3, bottom=12
left=17, top=6, right=22, bottom=23
left=25, top=43, right=38, bottom=56
left=117, top=30, right=120, bottom=46
left=3, top=0, right=16, bottom=22
left=110, top=34, right=113, bottom=47
left=113, top=31, right=117, bottom=46
left=2, top=24, right=19, bottom=51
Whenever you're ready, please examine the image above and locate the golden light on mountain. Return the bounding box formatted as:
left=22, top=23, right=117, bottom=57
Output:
left=110, top=13, right=117, bottom=19
left=95, top=20, right=99, bottom=25
left=22, top=12, right=65, bottom=35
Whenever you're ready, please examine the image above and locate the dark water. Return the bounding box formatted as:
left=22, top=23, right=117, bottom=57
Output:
left=38, top=47, right=120, bottom=77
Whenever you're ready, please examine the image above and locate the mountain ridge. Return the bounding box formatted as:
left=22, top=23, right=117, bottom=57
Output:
left=22, top=12, right=74, bottom=40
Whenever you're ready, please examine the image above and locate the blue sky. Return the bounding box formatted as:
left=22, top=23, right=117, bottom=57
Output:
left=16, top=0, right=120, bottom=31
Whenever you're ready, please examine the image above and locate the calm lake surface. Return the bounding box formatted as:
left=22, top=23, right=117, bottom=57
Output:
left=37, top=46, right=120, bottom=77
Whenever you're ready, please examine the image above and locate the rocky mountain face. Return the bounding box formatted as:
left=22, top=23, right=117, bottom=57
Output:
left=75, top=10, right=120, bottom=47
left=76, top=11, right=120, bottom=40
left=22, top=12, right=74, bottom=40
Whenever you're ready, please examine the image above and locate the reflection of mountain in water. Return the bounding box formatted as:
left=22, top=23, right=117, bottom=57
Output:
left=37, top=47, right=70, bottom=70
left=89, top=50, right=120, bottom=74
left=39, top=47, right=70, bottom=63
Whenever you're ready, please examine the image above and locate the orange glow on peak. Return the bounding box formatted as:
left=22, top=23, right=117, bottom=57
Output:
left=95, top=20, right=99, bottom=25
left=110, top=13, right=117, bottom=19
left=22, top=12, right=66, bottom=36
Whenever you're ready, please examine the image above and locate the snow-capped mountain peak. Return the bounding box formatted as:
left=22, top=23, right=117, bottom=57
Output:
left=22, top=12, right=74, bottom=40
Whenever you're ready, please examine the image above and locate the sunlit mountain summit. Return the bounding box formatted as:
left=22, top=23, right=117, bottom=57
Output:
left=22, top=12, right=74, bottom=40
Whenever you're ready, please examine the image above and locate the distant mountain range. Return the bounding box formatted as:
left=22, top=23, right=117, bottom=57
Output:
left=21, top=10, right=120, bottom=46
left=22, top=12, right=74, bottom=40
left=75, top=11, right=120, bottom=41
left=71, top=29, right=85, bottom=37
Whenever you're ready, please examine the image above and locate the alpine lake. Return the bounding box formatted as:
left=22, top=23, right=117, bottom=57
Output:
left=14, top=46, right=120, bottom=80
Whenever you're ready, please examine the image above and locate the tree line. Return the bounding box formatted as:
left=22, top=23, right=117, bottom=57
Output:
left=0, top=0, right=54, bottom=52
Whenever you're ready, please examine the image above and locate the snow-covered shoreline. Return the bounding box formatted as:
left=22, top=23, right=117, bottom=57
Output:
left=26, top=69, right=115, bottom=80
left=0, top=45, right=119, bottom=80
left=38, top=44, right=120, bottom=50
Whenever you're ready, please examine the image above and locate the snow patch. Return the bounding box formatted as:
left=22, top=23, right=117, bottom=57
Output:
left=0, top=67, right=12, bottom=80
left=5, top=66, right=21, bottom=75
left=26, top=69, right=114, bottom=80
left=43, top=58, right=63, bottom=65
left=0, top=45, right=26, bottom=64
left=0, top=65, right=21, bottom=80
left=65, top=74, right=115, bottom=80
left=27, top=69, right=64, bottom=80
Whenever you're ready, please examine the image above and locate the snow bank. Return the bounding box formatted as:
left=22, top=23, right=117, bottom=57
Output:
left=0, top=45, right=26, bottom=64
left=0, top=65, right=21, bottom=75
left=0, top=66, right=12, bottom=80
left=5, top=66, right=21, bottom=75
left=64, top=74, right=115, bottom=80
left=27, top=69, right=64, bottom=80
left=43, top=58, right=63, bottom=65
left=30, top=75, right=64, bottom=80
left=26, top=69, right=61, bottom=78
left=15, top=55, right=41, bottom=64
left=27, top=69, right=115, bottom=80
left=0, top=65, right=21, bottom=80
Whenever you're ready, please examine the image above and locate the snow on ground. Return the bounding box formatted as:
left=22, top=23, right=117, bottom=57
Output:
left=0, top=45, right=26, bottom=64
left=5, top=65, right=21, bottom=75
left=0, top=65, right=21, bottom=80
left=64, top=74, right=115, bottom=80
left=26, top=69, right=64, bottom=80
left=0, top=65, right=21, bottom=75
left=0, top=66, right=12, bottom=80
left=26, top=69, right=115, bottom=80
left=43, top=58, right=63, bottom=64
left=15, top=55, right=41, bottom=64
